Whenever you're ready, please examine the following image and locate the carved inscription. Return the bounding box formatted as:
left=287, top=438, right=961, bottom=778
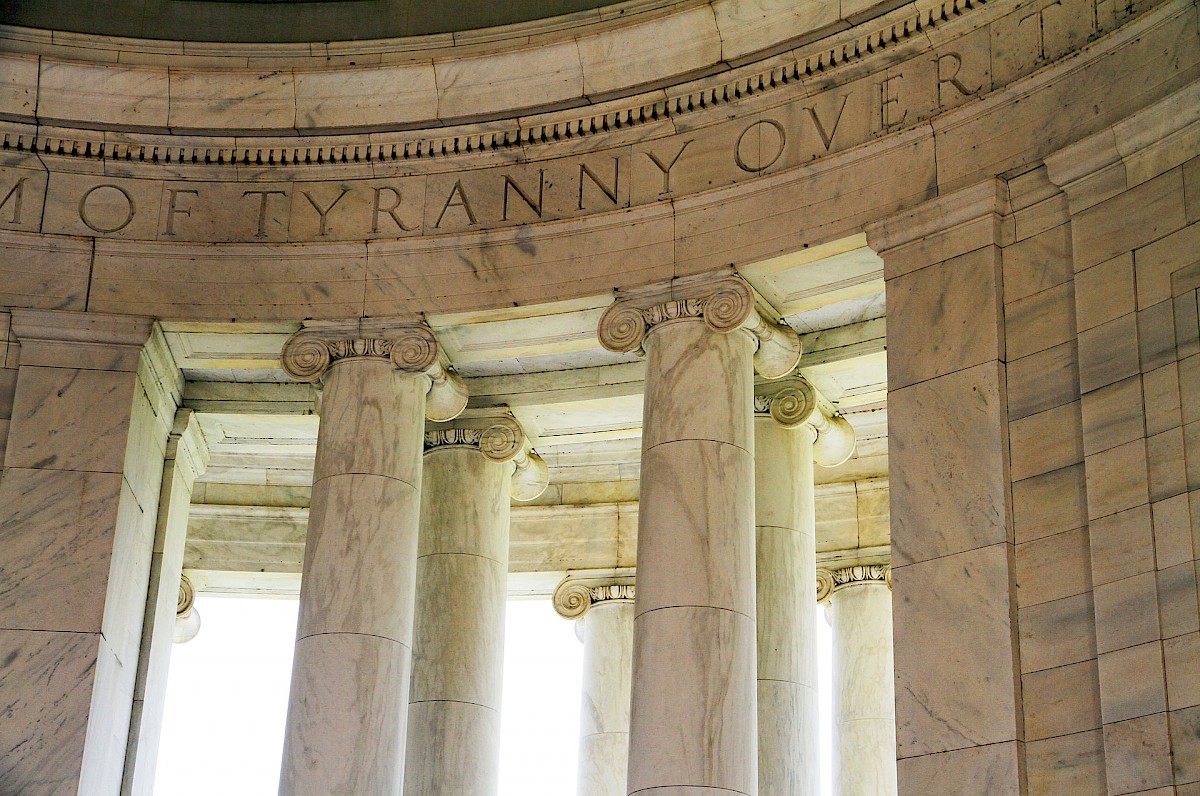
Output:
left=0, top=0, right=1152, bottom=244
left=78, top=185, right=135, bottom=233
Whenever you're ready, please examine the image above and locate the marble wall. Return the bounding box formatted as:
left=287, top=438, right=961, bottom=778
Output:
left=0, top=312, right=180, bottom=795
left=1043, top=98, right=1200, bottom=793
left=869, top=77, right=1200, bottom=793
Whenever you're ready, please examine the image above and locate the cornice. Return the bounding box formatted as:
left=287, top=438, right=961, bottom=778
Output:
left=0, top=0, right=992, bottom=168
left=1047, top=77, right=1200, bottom=210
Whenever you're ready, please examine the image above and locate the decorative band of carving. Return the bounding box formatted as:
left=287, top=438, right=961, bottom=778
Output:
left=0, top=0, right=998, bottom=170
left=281, top=323, right=440, bottom=381
left=553, top=577, right=636, bottom=619
left=816, top=564, right=891, bottom=602
left=424, top=415, right=550, bottom=500
left=597, top=277, right=800, bottom=378
left=424, top=416, right=525, bottom=463
left=280, top=321, right=468, bottom=422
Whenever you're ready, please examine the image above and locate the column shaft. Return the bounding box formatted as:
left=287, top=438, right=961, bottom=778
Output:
left=831, top=580, right=897, bottom=796
left=578, top=601, right=634, bottom=796
left=279, top=358, right=426, bottom=795
left=404, top=446, right=510, bottom=796
left=628, top=319, right=758, bottom=796
left=754, top=418, right=819, bottom=795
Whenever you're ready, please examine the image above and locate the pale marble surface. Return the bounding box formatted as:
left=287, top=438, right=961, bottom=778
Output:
left=405, top=446, right=509, bottom=795
left=640, top=321, right=754, bottom=452
left=0, top=313, right=172, bottom=796
left=281, top=357, right=426, bottom=793
left=577, top=601, right=634, bottom=796
left=626, top=606, right=758, bottom=795
left=296, top=473, right=420, bottom=642
left=831, top=581, right=898, bottom=796
left=311, top=359, right=426, bottom=487
left=122, top=411, right=207, bottom=796
left=0, top=629, right=98, bottom=795
left=279, top=633, right=410, bottom=796
left=888, top=363, right=1008, bottom=566
left=5, top=366, right=140, bottom=474
left=754, top=416, right=820, bottom=796
left=627, top=314, right=759, bottom=796
left=635, top=439, right=755, bottom=617
left=404, top=701, right=502, bottom=796
left=893, top=544, right=1020, bottom=758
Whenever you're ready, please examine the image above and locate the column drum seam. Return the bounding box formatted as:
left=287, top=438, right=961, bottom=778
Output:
left=295, top=630, right=412, bottom=649
left=634, top=604, right=754, bottom=621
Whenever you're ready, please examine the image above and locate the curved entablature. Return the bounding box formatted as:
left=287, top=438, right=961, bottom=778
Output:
left=0, top=0, right=1193, bottom=322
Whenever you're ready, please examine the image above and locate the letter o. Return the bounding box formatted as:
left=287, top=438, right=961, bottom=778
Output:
left=734, top=119, right=787, bottom=173
left=78, top=184, right=136, bottom=234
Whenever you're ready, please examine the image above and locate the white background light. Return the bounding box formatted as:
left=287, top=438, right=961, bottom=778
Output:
left=157, top=593, right=832, bottom=795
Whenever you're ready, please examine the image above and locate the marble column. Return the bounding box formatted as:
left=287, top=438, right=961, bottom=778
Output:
left=277, top=320, right=467, bottom=796
left=754, top=379, right=855, bottom=796
left=121, top=409, right=209, bottom=796
left=553, top=573, right=636, bottom=796
left=818, top=565, right=897, bottom=796
left=0, top=310, right=180, bottom=795
left=598, top=274, right=801, bottom=796
left=405, top=415, right=548, bottom=796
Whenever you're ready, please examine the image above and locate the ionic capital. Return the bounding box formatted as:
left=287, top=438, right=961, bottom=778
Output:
left=816, top=564, right=891, bottom=603
left=280, top=319, right=467, bottom=422
left=597, top=275, right=801, bottom=378
left=553, top=573, right=636, bottom=620
left=174, top=574, right=201, bottom=644
left=755, top=378, right=857, bottom=466
left=424, top=414, right=550, bottom=501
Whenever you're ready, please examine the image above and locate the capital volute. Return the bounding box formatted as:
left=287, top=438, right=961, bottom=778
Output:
left=597, top=274, right=801, bottom=378
left=280, top=319, right=468, bottom=422
left=553, top=573, right=636, bottom=620
left=755, top=377, right=857, bottom=466
left=755, top=378, right=820, bottom=431
left=816, top=564, right=891, bottom=603
left=174, top=573, right=201, bottom=644
left=424, top=414, right=550, bottom=501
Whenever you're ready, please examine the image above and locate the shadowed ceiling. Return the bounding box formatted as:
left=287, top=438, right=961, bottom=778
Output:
left=1, top=0, right=642, bottom=43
